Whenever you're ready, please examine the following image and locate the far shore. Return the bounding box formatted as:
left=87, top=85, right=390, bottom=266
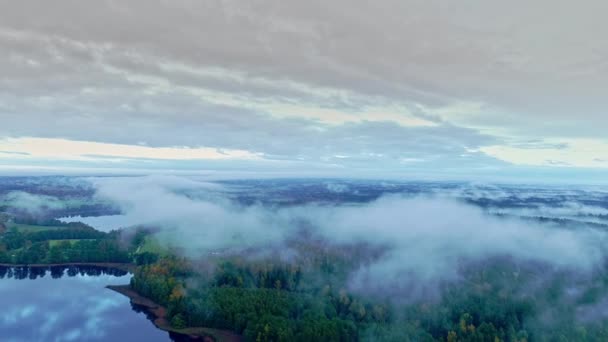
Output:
left=108, top=285, right=242, bottom=342
left=0, top=262, right=135, bottom=272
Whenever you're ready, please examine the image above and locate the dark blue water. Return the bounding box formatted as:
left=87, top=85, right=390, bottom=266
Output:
left=0, top=266, right=171, bottom=342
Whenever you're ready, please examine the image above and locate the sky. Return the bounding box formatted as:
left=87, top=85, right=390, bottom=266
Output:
left=1, top=1, right=607, bottom=182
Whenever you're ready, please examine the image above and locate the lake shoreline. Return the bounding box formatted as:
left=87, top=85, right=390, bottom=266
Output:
left=0, top=262, right=135, bottom=272
left=107, top=284, right=242, bottom=342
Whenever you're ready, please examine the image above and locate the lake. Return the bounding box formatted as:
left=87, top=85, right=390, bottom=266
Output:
left=59, top=215, right=133, bottom=232
left=0, top=266, right=173, bottom=342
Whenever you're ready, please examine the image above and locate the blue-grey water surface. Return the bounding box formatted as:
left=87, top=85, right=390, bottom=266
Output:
left=0, top=266, right=171, bottom=342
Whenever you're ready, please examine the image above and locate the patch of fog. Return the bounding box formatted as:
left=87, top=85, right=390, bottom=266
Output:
left=2, top=191, right=65, bottom=214
left=325, top=182, right=350, bottom=193
left=486, top=202, right=608, bottom=226
left=85, top=176, right=608, bottom=296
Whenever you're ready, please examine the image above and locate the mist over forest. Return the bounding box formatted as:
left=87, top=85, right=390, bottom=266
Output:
left=3, top=176, right=608, bottom=341
left=2, top=2, right=608, bottom=340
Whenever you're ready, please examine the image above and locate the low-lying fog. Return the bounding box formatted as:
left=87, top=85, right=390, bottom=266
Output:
left=75, top=176, right=608, bottom=294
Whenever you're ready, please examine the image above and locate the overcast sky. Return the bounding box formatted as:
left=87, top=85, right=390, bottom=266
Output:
left=1, top=1, right=607, bottom=181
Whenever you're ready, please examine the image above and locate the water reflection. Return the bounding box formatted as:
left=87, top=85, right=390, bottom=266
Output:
left=0, top=266, right=171, bottom=342
left=59, top=215, right=132, bottom=232
left=0, top=265, right=129, bottom=280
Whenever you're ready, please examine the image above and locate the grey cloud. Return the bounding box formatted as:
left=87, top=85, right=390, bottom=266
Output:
left=1, top=0, right=607, bottom=142
left=0, top=151, right=30, bottom=156
left=0, top=25, right=502, bottom=170
left=1, top=81, right=502, bottom=169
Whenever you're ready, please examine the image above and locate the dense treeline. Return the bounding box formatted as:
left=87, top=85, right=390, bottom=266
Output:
left=0, top=238, right=130, bottom=264
left=0, top=217, right=130, bottom=264
left=0, top=220, right=111, bottom=248
left=28, top=223, right=107, bottom=241
left=131, top=256, right=365, bottom=341
left=127, top=239, right=608, bottom=342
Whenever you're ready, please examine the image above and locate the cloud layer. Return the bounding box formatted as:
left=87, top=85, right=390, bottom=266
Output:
left=1, top=1, right=608, bottom=174
left=90, top=176, right=608, bottom=295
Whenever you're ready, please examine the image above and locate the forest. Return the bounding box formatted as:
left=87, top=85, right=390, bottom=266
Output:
left=0, top=215, right=129, bottom=264
left=127, top=231, right=608, bottom=342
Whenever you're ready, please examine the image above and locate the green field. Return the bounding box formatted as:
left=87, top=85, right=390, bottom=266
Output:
left=136, top=236, right=167, bottom=256
left=49, top=239, right=93, bottom=247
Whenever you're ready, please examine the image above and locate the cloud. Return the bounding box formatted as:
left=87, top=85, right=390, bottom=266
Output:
left=0, top=120, right=502, bottom=175
left=0, top=137, right=260, bottom=161
left=1, top=305, right=37, bottom=325
left=297, top=196, right=606, bottom=294
left=481, top=138, right=608, bottom=168
left=2, top=1, right=607, bottom=128
left=91, top=176, right=285, bottom=248
left=1, top=1, right=607, bottom=174
left=1, top=191, right=65, bottom=214
left=90, top=176, right=608, bottom=295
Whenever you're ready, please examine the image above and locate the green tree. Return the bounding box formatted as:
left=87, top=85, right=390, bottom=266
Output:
left=171, top=314, right=187, bottom=329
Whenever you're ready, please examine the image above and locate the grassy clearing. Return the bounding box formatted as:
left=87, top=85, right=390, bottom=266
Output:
left=48, top=239, right=94, bottom=247
left=137, top=236, right=168, bottom=256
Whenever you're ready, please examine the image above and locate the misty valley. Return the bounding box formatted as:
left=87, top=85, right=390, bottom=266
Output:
left=2, top=176, right=608, bottom=341
left=3, top=2, right=607, bottom=341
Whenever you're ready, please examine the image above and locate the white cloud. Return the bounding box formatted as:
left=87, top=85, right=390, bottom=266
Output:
left=482, top=139, right=608, bottom=168
left=0, top=137, right=260, bottom=161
